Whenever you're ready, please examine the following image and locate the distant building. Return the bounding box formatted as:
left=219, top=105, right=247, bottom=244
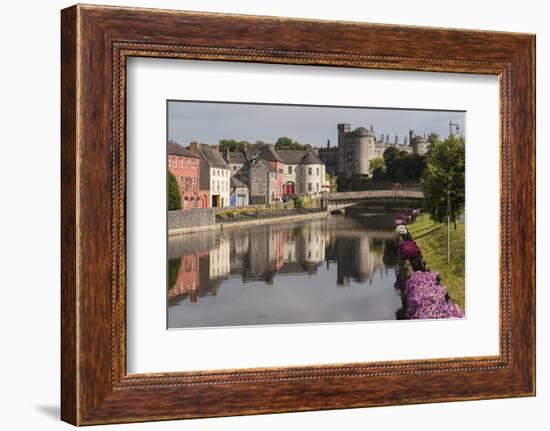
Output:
left=230, top=176, right=249, bottom=207
left=335, top=124, right=428, bottom=176
left=276, top=148, right=326, bottom=195
left=190, top=142, right=230, bottom=207
left=258, top=146, right=285, bottom=201
left=167, top=140, right=207, bottom=209
left=318, top=140, right=338, bottom=176
left=237, top=156, right=278, bottom=205
left=223, top=146, right=327, bottom=199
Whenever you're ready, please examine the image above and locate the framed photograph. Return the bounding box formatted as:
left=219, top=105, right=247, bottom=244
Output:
left=61, top=4, right=535, bottom=425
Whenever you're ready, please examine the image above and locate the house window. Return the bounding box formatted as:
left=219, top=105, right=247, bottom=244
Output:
left=316, top=167, right=320, bottom=175
left=316, top=183, right=319, bottom=191
left=168, top=157, right=171, bottom=168
left=180, top=176, right=185, bottom=188
left=187, top=159, right=191, bottom=168
left=308, top=183, right=312, bottom=192
left=180, top=158, right=184, bottom=168
left=186, top=177, right=192, bottom=191
left=278, top=168, right=283, bottom=173
left=288, top=166, right=293, bottom=174
left=184, top=197, right=188, bottom=208
left=308, top=167, right=312, bottom=175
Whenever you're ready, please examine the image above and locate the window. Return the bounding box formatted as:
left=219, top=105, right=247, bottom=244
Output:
left=308, top=167, right=312, bottom=175
left=180, top=176, right=185, bottom=188
left=316, top=183, right=319, bottom=191
left=288, top=166, right=293, bottom=174
left=186, top=177, right=192, bottom=191
left=308, top=183, right=312, bottom=192
left=168, top=157, right=171, bottom=168
left=187, top=159, right=190, bottom=168
left=278, top=168, right=283, bottom=173
left=316, top=167, right=320, bottom=175
left=180, top=158, right=184, bottom=168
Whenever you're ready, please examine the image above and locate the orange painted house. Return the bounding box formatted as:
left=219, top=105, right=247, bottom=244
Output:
left=168, top=140, right=209, bottom=208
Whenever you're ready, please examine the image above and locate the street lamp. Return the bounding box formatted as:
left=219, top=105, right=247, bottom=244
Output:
left=449, top=121, right=460, bottom=137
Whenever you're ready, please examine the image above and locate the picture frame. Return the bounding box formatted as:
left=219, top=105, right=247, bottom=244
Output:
left=60, top=4, right=535, bottom=425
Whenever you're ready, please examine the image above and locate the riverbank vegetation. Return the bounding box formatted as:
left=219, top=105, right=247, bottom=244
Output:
left=407, top=215, right=465, bottom=309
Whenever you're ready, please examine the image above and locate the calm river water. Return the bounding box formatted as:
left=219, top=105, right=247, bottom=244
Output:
left=167, top=213, right=403, bottom=328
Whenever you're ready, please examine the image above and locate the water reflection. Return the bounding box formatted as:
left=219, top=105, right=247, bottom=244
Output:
left=168, top=214, right=403, bottom=328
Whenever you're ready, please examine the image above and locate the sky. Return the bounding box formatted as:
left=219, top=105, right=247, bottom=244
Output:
left=168, top=101, right=465, bottom=148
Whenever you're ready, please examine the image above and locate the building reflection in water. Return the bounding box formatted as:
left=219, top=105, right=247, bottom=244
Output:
left=168, top=215, right=399, bottom=312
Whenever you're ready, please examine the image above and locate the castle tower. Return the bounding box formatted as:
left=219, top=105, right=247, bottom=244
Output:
left=337, top=123, right=350, bottom=174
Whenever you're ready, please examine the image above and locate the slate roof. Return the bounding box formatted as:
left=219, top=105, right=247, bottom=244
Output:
left=226, top=151, right=247, bottom=164
left=259, top=146, right=284, bottom=163
left=199, top=145, right=230, bottom=169
left=230, top=176, right=247, bottom=188
left=300, top=149, right=324, bottom=165
left=275, top=150, right=308, bottom=164
left=167, top=140, right=199, bottom=158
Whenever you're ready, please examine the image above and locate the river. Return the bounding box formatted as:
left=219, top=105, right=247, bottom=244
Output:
left=167, top=212, right=403, bottom=328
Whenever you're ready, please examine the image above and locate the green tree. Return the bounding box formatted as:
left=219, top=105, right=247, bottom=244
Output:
left=219, top=139, right=250, bottom=152
left=426, top=132, right=441, bottom=157
left=274, top=137, right=308, bottom=150
left=168, top=172, right=182, bottom=210
left=421, top=134, right=465, bottom=225
left=369, top=157, right=385, bottom=180
left=383, top=146, right=402, bottom=179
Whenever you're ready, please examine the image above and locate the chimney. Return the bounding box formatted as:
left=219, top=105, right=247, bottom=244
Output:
left=327, top=139, right=330, bottom=148
left=190, top=141, right=199, bottom=151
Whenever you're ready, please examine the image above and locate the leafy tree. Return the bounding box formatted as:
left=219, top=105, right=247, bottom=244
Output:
left=168, top=171, right=182, bottom=210
left=369, top=157, right=385, bottom=180
left=383, top=146, right=402, bottom=178
left=421, top=134, right=465, bottom=226
left=219, top=139, right=250, bottom=152
left=426, top=132, right=442, bottom=157
left=404, top=153, right=427, bottom=179
left=274, top=136, right=309, bottom=150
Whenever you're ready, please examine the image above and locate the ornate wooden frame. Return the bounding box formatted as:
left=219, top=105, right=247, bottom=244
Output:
left=61, top=4, right=535, bottom=425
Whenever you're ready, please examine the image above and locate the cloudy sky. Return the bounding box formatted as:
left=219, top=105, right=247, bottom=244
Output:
left=168, top=101, right=465, bottom=148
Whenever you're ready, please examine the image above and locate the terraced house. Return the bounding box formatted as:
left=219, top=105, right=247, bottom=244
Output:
left=189, top=142, right=231, bottom=208
left=167, top=140, right=207, bottom=209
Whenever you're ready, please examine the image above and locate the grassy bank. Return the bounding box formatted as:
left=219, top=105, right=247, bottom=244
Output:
left=407, top=215, right=465, bottom=309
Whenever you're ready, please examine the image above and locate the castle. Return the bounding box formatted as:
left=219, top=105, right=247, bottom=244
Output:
left=319, top=124, right=429, bottom=176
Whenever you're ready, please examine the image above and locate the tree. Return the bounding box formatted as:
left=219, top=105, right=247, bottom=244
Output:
left=369, top=157, right=385, bottom=180
left=274, top=136, right=309, bottom=150
left=421, top=134, right=465, bottom=225
left=219, top=139, right=250, bottom=152
left=383, top=146, right=402, bottom=179
left=168, top=172, right=182, bottom=210
left=426, top=132, right=441, bottom=157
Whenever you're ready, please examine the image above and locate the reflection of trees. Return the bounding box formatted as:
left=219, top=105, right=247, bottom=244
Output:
left=168, top=258, right=181, bottom=290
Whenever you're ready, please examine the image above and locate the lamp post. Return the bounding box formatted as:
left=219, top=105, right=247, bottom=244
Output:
left=447, top=189, right=451, bottom=264
left=449, top=121, right=460, bottom=137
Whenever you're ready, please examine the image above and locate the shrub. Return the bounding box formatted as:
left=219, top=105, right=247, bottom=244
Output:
left=399, top=240, right=420, bottom=260
left=168, top=172, right=182, bottom=210
left=404, top=271, right=464, bottom=319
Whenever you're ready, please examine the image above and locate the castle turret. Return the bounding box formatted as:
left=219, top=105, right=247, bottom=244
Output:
left=337, top=123, right=350, bottom=174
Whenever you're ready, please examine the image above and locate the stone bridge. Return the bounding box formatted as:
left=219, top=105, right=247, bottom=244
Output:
left=323, top=190, right=424, bottom=212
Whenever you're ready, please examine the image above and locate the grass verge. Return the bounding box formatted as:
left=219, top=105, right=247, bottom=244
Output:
left=408, top=216, right=465, bottom=310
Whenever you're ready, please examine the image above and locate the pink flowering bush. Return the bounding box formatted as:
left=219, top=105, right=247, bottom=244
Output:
left=404, top=271, right=464, bottom=319
left=399, top=240, right=420, bottom=260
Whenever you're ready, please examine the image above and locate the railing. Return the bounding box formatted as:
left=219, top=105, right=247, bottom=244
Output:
left=215, top=207, right=325, bottom=223
left=326, top=190, right=424, bottom=201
